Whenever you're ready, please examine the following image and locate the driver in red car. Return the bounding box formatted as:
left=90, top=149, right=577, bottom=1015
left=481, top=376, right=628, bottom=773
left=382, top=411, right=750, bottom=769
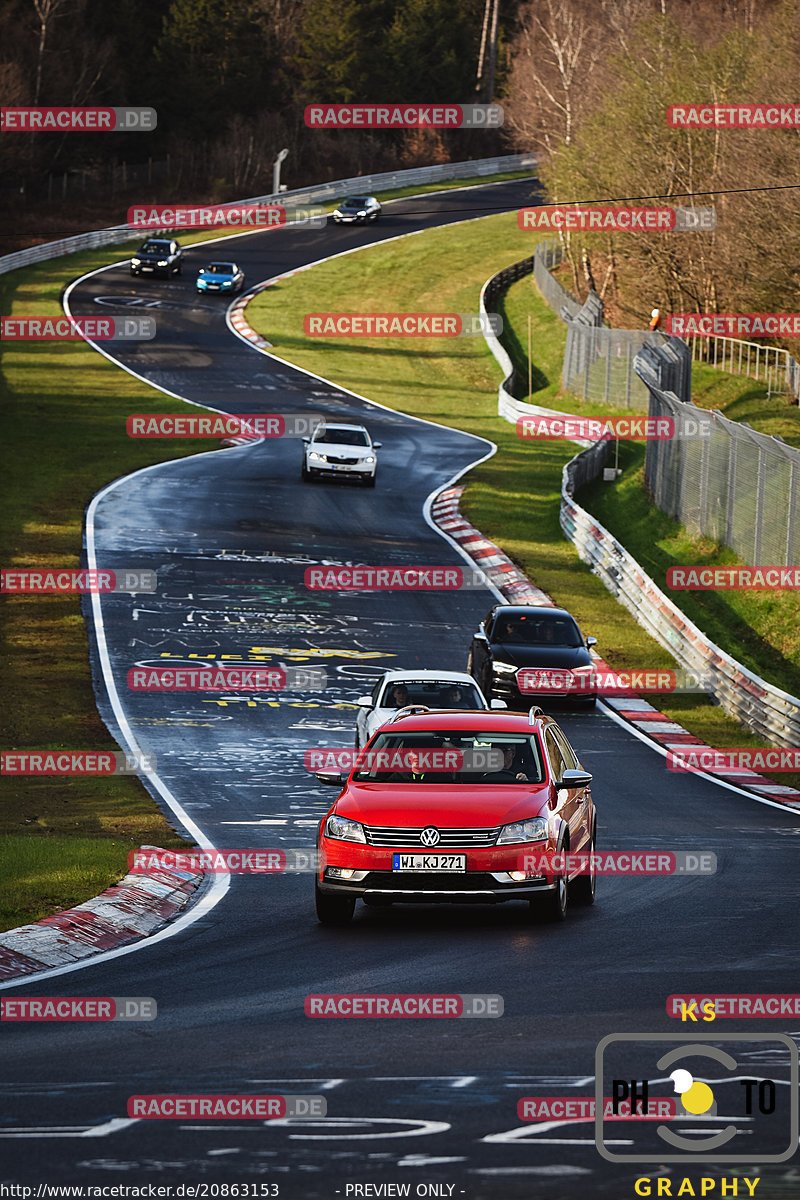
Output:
left=482, top=745, right=534, bottom=783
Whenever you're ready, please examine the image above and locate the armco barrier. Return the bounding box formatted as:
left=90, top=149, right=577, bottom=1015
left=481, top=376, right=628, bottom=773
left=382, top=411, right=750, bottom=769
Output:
left=481, top=239, right=679, bottom=409
left=0, top=154, right=536, bottom=277
left=481, top=253, right=800, bottom=748
left=479, top=257, right=608, bottom=449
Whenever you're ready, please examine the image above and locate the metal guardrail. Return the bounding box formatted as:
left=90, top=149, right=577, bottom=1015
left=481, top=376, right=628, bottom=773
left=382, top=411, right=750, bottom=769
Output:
left=686, top=333, right=800, bottom=405
left=480, top=259, right=611, bottom=447
left=481, top=254, right=536, bottom=398
left=480, top=253, right=800, bottom=746
left=561, top=449, right=800, bottom=747
left=0, top=153, right=536, bottom=277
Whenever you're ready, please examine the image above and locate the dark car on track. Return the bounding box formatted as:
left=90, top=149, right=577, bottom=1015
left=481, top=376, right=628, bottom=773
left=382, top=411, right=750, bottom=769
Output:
left=468, top=604, right=598, bottom=708
left=130, top=238, right=183, bottom=278
left=331, top=196, right=382, bottom=224
left=314, top=706, right=596, bottom=925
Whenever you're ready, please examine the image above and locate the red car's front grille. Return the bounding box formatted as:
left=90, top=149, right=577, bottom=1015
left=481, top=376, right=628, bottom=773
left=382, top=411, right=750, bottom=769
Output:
left=362, top=825, right=500, bottom=849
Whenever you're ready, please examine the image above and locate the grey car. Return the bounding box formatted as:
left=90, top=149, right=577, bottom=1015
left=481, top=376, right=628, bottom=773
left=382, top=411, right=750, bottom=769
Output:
left=331, top=196, right=382, bottom=224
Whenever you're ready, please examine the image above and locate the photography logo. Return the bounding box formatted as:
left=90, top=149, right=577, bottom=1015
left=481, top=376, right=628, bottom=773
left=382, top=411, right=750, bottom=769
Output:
left=595, top=1033, right=798, bottom=1162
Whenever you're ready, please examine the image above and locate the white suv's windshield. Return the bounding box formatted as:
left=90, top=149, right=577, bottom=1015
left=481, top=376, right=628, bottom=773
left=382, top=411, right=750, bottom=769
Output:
left=379, top=681, right=483, bottom=709
left=313, top=429, right=369, bottom=446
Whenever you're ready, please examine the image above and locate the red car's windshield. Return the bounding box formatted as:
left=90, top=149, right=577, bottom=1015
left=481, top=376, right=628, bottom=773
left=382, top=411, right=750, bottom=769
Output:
left=353, top=731, right=545, bottom=784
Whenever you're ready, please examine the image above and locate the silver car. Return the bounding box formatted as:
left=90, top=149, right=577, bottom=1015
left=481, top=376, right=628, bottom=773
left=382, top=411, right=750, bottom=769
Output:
left=354, top=669, right=505, bottom=748
left=331, top=196, right=382, bottom=224
left=302, top=422, right=381, bottom=487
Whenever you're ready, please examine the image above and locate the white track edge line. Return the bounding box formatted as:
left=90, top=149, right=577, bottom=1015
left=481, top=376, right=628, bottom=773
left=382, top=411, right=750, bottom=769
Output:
left=598, top=701, right=800, bottom=814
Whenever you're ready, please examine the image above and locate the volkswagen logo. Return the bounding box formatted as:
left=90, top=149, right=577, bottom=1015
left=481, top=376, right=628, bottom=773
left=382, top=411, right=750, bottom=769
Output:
left=420, top=827, right=441, bottom=847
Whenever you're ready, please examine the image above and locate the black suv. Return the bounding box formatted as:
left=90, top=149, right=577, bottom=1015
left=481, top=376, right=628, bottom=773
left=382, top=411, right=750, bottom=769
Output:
left=130, top=239, right=183, bottom=278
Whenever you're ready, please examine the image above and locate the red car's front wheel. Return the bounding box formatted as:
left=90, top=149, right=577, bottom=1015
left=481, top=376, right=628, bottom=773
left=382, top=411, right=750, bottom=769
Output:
left=315, top=879, right=355, bottom=925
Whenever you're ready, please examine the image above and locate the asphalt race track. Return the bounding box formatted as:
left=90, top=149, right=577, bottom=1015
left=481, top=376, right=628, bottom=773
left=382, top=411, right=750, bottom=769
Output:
left=2, top=180, right=799, bottom=1199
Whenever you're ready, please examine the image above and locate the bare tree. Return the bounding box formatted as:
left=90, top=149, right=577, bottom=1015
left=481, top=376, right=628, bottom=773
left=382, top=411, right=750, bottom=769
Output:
left=31, top=0, right=70, bottom=104
left=505, top=0, right=603, bottom=156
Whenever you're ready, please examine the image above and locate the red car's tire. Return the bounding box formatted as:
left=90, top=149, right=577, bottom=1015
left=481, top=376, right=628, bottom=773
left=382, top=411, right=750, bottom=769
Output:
left=315, top=880, right=355, bottom=925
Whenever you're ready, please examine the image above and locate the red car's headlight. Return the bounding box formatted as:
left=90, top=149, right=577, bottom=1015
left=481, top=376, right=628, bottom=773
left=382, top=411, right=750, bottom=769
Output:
left=496, top=817, right=549, bottom=845
left=325, top=814, right=366, bottom=843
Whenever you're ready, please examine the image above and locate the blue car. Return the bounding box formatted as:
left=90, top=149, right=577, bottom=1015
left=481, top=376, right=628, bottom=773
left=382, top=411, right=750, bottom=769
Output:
left=196, top=261, right=245, bottom=295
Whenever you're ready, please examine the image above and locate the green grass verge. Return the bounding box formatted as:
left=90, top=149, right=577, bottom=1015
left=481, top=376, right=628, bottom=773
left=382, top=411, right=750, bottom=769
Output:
left=246, top=211, right=800, bottom=791
left=0, top=248, right=222, bottom=931
left=0, top=835, right=149, bottom=930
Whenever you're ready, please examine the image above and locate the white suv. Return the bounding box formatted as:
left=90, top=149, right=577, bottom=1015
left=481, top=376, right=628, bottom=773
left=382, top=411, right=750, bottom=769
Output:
left=302, top=423, right=381, bottom=487
left=355, top=669, right=505, bottom=748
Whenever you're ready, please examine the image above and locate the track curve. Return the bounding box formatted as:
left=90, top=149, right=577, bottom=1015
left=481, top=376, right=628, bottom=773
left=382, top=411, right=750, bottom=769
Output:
left=2, top=180, right=798, bottom=1198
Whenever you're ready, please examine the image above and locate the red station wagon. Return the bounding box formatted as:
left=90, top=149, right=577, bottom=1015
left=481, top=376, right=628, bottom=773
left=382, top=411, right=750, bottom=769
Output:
left=314, top=706, right=596, bottom=925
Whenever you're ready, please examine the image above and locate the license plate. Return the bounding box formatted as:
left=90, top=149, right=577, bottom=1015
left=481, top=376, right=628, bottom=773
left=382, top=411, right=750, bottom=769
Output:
left=142, top=265, right=153, bottom=271
left=392, top=854, right=466, bottom=872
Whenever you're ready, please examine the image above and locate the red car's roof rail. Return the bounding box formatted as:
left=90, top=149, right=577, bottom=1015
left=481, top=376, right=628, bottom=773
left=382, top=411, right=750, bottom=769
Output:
left=528, top=705, right=545, bottom=724
left=389, top=704, right=431, bottom=722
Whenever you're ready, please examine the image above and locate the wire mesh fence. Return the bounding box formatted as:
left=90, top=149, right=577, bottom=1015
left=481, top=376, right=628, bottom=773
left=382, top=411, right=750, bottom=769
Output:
left=639, top=346, right=800, bottom=567
left=534, top=239, right=685, bottom=409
